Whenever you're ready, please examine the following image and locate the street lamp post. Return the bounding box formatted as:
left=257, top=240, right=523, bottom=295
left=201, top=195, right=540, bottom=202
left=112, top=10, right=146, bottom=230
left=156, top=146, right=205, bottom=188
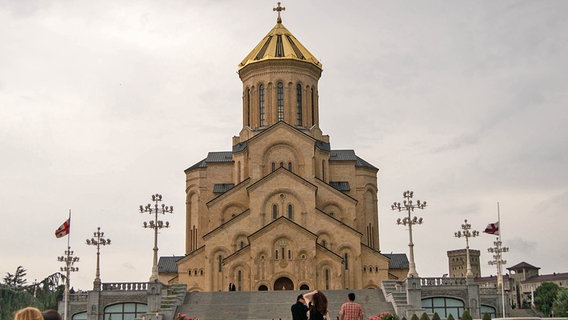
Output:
left=86, top=227, right=111, bottom=290
left=58, top=247, right=79, bottom=320
left=392, top=190, right=426, bottom=278
left=454, top=219, right=479, bottom=278
left=140, top=193, right=173, bottom=282
left=489, top=239, right=509, bottom=317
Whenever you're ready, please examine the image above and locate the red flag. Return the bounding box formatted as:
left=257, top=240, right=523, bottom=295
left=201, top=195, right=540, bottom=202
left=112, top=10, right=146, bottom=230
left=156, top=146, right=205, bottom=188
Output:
left=484, top=222, right=499, bottom=235
left=55, top=219, right=70, bottom=238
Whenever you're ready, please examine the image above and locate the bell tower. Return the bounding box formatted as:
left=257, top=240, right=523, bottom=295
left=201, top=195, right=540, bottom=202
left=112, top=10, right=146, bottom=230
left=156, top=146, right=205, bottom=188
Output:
left=235, top=3, right=324, bottom=143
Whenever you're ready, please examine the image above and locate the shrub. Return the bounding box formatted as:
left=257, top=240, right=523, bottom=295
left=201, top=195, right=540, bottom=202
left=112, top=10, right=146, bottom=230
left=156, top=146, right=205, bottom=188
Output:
left=447, top=314, right=455, bottom=320
left=431, top=312, right=441, bottom=320
left=460, top=310, right=472, bottom=320
left=419, top=313, right=430, bottom=320
left=482, top=312, right=491, bottom=320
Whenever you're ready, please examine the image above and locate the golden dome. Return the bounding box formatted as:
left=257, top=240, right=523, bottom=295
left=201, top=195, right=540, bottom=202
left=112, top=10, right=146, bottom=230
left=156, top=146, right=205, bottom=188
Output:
left=238, top=21, right=322, bottom=71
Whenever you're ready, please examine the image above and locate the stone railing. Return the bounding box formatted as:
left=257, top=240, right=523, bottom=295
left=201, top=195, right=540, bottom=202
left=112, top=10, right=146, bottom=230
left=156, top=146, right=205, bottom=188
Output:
left=102, top=282, right=148, bottom=291
left=69, top=292, right=89, bottom=302
left=420, top=277, right=467, bottom=287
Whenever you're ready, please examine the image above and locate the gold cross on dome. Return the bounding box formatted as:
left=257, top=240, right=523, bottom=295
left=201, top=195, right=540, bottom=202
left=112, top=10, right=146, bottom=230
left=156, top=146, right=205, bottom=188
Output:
left=273, top=2, right=285, bottom=23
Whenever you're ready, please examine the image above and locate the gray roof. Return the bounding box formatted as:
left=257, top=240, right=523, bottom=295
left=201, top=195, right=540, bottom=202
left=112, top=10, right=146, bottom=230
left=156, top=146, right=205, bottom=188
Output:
left=330, top=181, right=350, bottom=191
left=158, top=256, right=183, bottom=273
left=384, top=253, right=409, bottom=269
left=206, top=151, right=233, bottom=162
left=330, top=150, right=357, bottom=161
left=356, top=156, right=378, bottom=170
left=213, top=183, right=235, bottom=193
left=507, top=261, right=540, bottom=271
left=316, top=140, right=331, bottom=151
left=523, top=272, right=568, bottom=283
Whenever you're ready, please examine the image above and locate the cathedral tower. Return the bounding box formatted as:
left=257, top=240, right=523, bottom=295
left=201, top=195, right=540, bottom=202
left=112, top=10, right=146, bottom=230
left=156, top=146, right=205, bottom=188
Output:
left=163, top=3, right=407, bottom=292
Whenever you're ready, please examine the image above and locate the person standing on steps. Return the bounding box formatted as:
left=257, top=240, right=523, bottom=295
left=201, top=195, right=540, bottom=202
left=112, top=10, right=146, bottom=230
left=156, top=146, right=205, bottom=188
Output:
left=291, top=293, right=309, bottom=320
left=339, top=292, right=363, bottom=320
left=303, top=290, right=330, bottom=320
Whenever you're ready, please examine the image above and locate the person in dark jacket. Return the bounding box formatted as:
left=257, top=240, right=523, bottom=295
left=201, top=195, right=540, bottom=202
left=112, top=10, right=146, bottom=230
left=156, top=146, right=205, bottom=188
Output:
left=291, top=293, right=309, bottom=320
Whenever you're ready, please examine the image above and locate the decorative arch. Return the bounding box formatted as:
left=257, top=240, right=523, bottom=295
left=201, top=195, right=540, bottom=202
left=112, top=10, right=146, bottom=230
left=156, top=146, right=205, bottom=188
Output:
left=260, top=189, right=306, bottom=225
left=232, top=232, right=248, bottom=251
left=321, top=202, right=343, bottom=220
left=186, top=187, right=200, bottom=252
left=317, top=231, right=333, bottom=249
left=262, top=143, right=302, bottom=176
left=220, top=203, right=246, bottom=224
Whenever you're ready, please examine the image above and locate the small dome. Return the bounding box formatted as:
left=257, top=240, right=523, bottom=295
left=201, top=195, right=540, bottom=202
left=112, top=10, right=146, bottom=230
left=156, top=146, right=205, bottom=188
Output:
left=238, top=22, right=322, bottom=71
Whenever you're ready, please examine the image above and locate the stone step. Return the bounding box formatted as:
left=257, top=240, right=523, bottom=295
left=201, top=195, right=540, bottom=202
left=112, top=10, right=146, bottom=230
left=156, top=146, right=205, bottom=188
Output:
left=178, top=289, right=394, bottom=320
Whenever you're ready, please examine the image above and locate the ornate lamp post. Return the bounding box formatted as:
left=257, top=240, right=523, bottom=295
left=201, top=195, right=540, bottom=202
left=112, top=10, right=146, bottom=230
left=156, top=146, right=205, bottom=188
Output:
left=140, top=193, right=173, bottom=282
left=58, top=247, right=79, bottom=320
left=454, top=219, right=479, bottom=278
left=86, top=227, right=111, bottom=290
left=489, top=239, right=509, bottom=317
left=392, top=190, right=426, bottom=278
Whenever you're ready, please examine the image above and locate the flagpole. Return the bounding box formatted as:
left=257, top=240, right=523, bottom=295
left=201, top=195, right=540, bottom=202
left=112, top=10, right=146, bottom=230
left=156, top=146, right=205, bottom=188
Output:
left=64, top=209, right=71, bottom=320
left=497, top=203, right=507, bottom=318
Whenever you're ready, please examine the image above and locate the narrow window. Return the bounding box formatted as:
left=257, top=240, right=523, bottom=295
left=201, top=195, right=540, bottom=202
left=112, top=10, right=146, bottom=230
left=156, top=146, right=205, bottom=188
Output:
left=275, top=250, right=279, bottom=260
left=287, top=204, right=293, bottom=219
left=272, top=162, right=276, bottom=172
left=280, top=161, right=284, bottom=168
left=218, top=255, right=222, bottom=272
left=325, top=269, right=330, bottom=290
left=259, top=84, right=265, bottom=126
left=272, top=204, right=278, bottom=219
left=345, top=253, right=349, bottom=270
left=322, top=240, right=327, bottom=248
left=311, top=88, right=315, bottom=126
left=322, top=160, right=325, bottom=180
left=277, top=82, right=284, bottom=121
left=237, top=270, right=242, bottom=291
left=240, top=241, right=244, bottom=249
left=288, top=162, right=292, bottom=171
left=288, top=250, right=292, bottom=260
left=281, top=247, right=285, bottom=259
left=296, top=84, right=303, bottom=125
left=247, top=88, right=251, bottom=126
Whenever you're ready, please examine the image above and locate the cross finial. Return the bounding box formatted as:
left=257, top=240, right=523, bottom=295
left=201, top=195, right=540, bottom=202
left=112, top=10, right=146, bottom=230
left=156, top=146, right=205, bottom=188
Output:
left=273, top=2, right=285, bottom=24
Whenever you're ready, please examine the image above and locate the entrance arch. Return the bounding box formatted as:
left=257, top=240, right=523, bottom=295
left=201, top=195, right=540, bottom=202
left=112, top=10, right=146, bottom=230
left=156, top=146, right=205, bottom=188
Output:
left=258, top=285, right=268, bottom=291
left=274, top=277, right=294, bottom=290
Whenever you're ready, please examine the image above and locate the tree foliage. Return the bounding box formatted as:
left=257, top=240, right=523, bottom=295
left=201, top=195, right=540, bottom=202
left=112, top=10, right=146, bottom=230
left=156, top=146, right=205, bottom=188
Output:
left=0, top=266, right=65, bottom=320
left=460, top=309, right=472, bottom=320
left=446, top=314, right=455, bottom=320
left=482, top=312, right=491, bottom=320
left=535, top=282, right=560, bottom=316
left=419, top=312, right=430, bottom=320
left=431, top=312, right=441, bottom=320
left=552, top=288, right=568, bottom=317
left=410, top=313, right=420, bottom=320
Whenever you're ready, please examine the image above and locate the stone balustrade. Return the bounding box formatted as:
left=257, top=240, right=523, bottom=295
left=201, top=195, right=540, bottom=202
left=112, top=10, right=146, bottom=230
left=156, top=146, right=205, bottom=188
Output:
left=420, top=277, right=467, bottom=286
left=102, top=282, right=148, bottom=291
left=69, top=292, right=89, bottom=301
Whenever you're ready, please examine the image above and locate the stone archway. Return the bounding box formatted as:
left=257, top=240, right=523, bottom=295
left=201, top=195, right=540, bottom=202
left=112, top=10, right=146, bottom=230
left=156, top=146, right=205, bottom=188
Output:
left=274, top=277, right=294, bottom=290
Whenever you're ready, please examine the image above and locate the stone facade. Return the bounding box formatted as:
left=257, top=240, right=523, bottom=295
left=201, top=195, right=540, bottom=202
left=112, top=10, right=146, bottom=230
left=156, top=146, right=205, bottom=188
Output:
left=164, top=14, right=407, bottom=292
left=447, top=248, right=481, bottom=278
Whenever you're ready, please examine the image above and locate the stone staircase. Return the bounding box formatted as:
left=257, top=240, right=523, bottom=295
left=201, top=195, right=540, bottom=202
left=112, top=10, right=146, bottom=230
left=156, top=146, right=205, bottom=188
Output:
left=382, top=280, right=412, bottom=316
left=161, top=284, right=188, bottom=320
left=177, top=289, right=394, bottom=320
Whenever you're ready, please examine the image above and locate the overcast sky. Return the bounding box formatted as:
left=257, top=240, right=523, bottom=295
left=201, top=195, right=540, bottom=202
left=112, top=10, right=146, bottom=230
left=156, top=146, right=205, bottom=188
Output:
left=1, top=0, right=567, bottom=290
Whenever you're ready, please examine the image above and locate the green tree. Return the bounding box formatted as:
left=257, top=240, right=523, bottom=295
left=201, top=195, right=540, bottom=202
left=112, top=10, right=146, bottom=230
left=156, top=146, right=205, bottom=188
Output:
left=552, top=288, right=568, bottom=317
left=535, top=282, right=560, bottom=316
left=431, top=312, right=441, bottom=320
left=460, top=309, right=472, bottom=320
left=419, top=312, right=430, bottom=320
left=482, top=312, right=491, bottom=320
left=410, top=313, right=420, bottom=320
left=446, top=314, right=455, bottom=320
left=3, top=265, right=28, bottom=288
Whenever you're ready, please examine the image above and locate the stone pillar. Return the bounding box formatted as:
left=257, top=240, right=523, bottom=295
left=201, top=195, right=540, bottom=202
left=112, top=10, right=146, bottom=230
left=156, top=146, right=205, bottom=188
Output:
left=147, top=281, right=163, bottom=313
left=405, top=277, right=426, bottom=318
left=466, top=277, right=481, bottom=318
left=87, top=290, right=101, bottom=320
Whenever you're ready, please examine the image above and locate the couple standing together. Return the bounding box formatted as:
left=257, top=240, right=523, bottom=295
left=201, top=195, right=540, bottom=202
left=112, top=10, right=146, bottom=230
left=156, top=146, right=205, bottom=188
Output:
left=291, top=290, right=364, bottom=320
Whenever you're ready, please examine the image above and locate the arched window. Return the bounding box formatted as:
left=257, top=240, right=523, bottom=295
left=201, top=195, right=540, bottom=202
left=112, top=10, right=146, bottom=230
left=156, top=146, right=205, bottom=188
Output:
left=344, top=253, right=349, bottom=270
left=104, top=303, right=147, bottom=320
left=287, top=204, right=293, bottom=219
left=272, top=204, right=278, bottom=219
left=300, top=284, right=310, bottom=290
left=288, top=162, right=292, bottom=171
left=422, top=297, right=465, bottom=319
left=237, top=270, right=242, bottom=291
left=277, top=82, right=284, bottom=121
left=311, top=87, right=315, bottom=126
left=272, top=162, right=276, bottom=172
left=247, top=88, right=251, bottom=126
left=296, top=84, right=303, bottom=125
left=72, top=312, right=87, bottom=320
left=218, top=255, right=222, bottom=272
left=325, top=269, right=330, bottom=290
left=280, top=161, right=284, bottom=168
left=259, top=84, right=265, bottom=126
left=322, top=160, right=325, bottom=180
left=481, top=305, right=496, bottom=318
left=258, top=285, right=268, bottom=291
left=288, top=249, right=292, bottom=260
left=321, top=240, right=327, bottom=248
left=275, top=249, right=279, bottom=260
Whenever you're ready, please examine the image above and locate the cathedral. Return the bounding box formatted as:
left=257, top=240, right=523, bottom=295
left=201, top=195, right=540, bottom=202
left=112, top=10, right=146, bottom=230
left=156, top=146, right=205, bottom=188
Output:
left=159, top=4, right=408, bottom=291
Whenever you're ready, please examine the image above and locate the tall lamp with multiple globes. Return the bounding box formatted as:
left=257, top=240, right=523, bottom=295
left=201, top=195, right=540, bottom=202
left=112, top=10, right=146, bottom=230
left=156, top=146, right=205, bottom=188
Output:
left=391, top=190, right=427, bottom=278
left=139, top=193, right=173, bottom=282
left=489, top=238, right=509, bottom=317
left=86, top=227, right=111, bottom=290
left=58, top=247, right=79, bottom=320
left=454, top=219, right=479, bottom=278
